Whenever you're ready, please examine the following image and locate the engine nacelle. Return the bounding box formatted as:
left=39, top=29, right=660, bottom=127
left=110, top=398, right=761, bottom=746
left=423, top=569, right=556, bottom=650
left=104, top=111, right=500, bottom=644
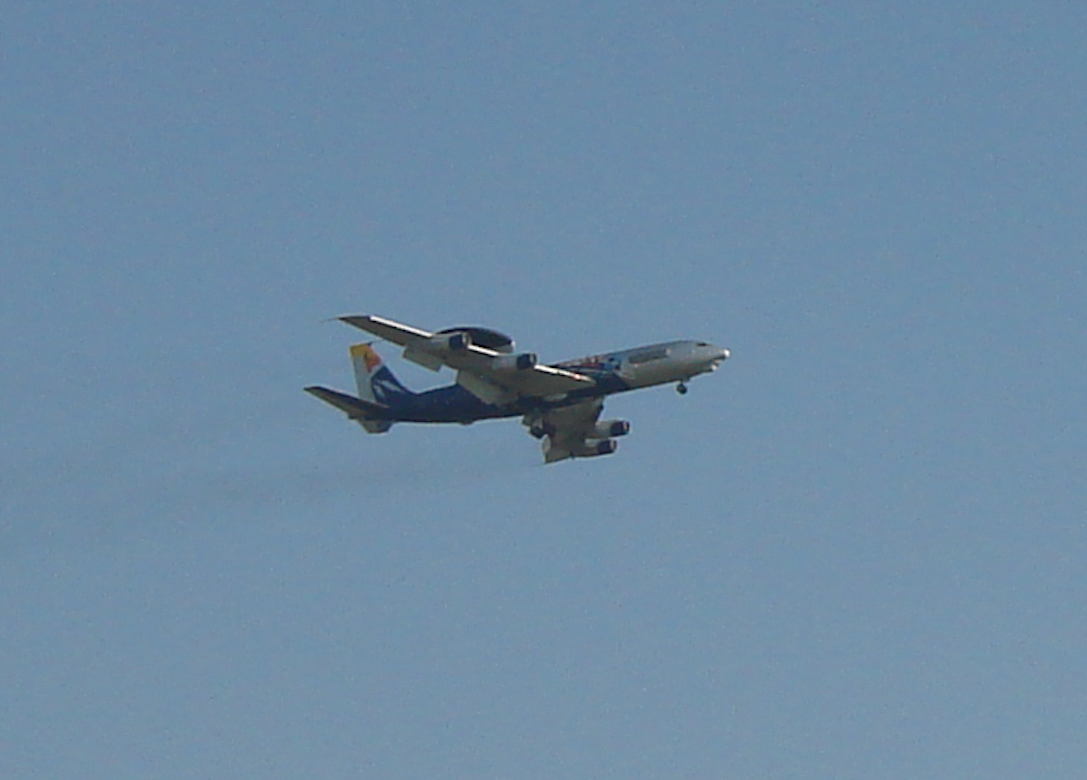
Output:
left=428, top=331, right=471, bottom=354
left=574, top=438, right=618, bottom=458
left=492, top=352, right=537, bottom=372
left=436, top=326, right=514, bottom=353
left=591, top=419, right=631, bottom=439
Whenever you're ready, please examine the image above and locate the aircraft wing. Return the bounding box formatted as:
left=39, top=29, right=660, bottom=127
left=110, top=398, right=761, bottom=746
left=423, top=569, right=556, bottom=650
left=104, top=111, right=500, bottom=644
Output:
left=339, top=314, right=432, bottom=348
left=533, top=398, right=621, bottom=463
left=339, top=314, right=595, bottom=403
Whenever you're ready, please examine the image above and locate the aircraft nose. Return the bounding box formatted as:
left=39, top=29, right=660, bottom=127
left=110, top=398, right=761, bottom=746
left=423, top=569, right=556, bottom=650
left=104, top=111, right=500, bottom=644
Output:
left=706, top=346, right=729, bottom=370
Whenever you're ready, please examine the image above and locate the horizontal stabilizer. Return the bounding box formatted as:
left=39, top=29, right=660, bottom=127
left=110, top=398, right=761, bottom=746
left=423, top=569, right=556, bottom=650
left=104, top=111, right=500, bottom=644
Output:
left=304, top=386, right=387, bottom=419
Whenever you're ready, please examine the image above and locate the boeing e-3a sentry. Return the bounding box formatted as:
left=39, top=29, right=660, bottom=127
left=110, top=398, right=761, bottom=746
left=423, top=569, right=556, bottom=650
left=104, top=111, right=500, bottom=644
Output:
left=306, top=315, right=730, bottom=463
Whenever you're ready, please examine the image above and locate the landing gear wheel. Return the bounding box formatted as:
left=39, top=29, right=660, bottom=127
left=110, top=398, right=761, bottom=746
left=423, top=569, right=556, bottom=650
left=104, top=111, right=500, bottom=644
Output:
left=677, top=382, right=689, bottom=395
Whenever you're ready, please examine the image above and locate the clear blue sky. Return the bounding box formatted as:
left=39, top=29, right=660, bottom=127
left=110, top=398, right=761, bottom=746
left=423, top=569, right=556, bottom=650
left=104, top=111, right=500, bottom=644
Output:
left=2, top=3, right=1085, bottom=778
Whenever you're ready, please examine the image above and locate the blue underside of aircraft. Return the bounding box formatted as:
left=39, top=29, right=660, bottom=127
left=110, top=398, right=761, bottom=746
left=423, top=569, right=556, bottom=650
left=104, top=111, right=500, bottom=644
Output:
left=371, top=369, right=631, bottom=424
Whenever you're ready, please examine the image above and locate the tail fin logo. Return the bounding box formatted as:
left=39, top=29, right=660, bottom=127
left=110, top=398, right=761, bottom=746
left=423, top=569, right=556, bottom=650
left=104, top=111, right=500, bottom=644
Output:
left=351, top=342, right=413, bottom=405
left=350, top=343, right=383, bottom=372
left=371, top=369, right=411, bottom=404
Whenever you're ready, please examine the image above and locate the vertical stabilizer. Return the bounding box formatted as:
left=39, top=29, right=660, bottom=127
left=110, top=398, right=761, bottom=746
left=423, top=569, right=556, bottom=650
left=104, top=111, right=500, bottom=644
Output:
left=349, top=343, right=413, bottom=433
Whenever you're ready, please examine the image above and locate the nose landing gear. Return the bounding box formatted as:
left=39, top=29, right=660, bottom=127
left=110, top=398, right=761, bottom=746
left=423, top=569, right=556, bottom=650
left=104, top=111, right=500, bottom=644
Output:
left=676, top=382, right=689, bottom=395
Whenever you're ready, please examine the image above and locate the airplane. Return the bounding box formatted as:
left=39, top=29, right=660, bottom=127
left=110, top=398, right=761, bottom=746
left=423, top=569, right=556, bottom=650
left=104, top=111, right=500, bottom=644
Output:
left=305, top=314, right=730, bottom=463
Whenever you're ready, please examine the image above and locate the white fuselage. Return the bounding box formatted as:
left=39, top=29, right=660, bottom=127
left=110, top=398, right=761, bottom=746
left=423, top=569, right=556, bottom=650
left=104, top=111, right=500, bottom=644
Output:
left=559, top=339, right=730, bottom=391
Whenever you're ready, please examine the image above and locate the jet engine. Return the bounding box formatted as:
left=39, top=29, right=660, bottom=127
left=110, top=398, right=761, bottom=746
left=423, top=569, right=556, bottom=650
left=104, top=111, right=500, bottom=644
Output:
left=407, top=326, right=518, bottom=372
left=435, top=326, right=514, bottom=353
left=492, top=352, right=537, bottom=371
left=428, top=331, right=472, bottom=354
left=591, top=419, right=631, bottom=439
left=574, top=439, right=619, bottom=457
